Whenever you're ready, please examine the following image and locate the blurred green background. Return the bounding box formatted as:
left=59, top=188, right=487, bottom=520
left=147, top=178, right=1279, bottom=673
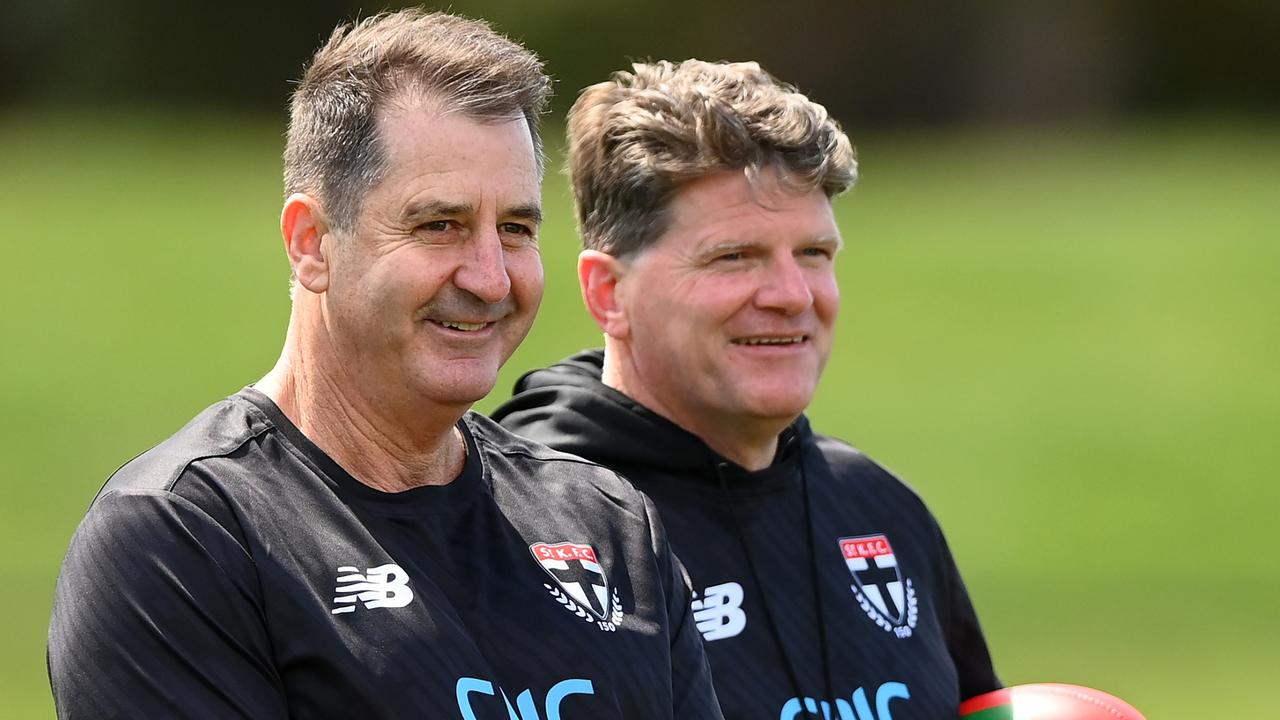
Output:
left=2, top=2, right=1277, bottom=718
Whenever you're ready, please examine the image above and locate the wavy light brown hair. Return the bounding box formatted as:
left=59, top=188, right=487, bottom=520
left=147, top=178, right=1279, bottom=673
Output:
left=284, top=9, right=550, bottom=232
left=567, top=59, right=857, bottom=258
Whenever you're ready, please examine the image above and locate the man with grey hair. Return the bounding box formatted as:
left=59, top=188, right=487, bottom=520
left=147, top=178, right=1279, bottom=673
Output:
left=495, top=59, right=1000, bottom=718
left=48, top=13, right=720, bottom=719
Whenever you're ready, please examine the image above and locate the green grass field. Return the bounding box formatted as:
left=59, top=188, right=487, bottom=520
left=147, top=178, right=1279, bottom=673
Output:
left=2, top=109, right=1276, bottom=718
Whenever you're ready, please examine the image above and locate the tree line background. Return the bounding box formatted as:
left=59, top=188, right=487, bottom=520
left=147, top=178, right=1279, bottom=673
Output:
left=3, top=1, right=1277, bottom=126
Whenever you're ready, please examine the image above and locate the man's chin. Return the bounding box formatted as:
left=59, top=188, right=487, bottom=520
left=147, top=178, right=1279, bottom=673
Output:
left=407, top=364, right=500, bottom=410
left=432, top=381, right=497, bottom=409
left=736, top=386, right=816, bottom=423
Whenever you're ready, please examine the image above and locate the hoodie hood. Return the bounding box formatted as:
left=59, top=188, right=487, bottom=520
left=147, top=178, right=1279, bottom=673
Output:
left=493, top=349, right=811, bottom=490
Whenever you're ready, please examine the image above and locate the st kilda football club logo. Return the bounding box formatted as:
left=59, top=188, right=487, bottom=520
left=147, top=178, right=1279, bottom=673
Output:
left=839, top=534, right=919, bottom=638
left=530, top=542, right=625, bottom=632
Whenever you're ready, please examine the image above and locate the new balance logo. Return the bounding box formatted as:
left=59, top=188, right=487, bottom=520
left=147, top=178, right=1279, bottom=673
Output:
left=331, top=564, right=413, bottom=614
left=691, top=581, right=746, bottom=641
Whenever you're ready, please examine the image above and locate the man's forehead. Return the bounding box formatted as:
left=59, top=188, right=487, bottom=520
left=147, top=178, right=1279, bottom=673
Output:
left=381, top=114, right=535, bottom=160
left=376, top=91, right=535, bottom=160
left=663, top=171, right=838, bottom=242
left=363, top=96, right=541, bottom=214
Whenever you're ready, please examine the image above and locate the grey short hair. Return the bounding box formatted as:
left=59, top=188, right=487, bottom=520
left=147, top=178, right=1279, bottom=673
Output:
left=567, top=59, right=857, bottom=258
left=284, top=9, right=551, bottom=232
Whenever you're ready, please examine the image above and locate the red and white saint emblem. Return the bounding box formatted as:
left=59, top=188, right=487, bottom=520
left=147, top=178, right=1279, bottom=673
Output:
left=839, top=534, right=919, bottom=638
left=531, top=542, right=624, bottom=631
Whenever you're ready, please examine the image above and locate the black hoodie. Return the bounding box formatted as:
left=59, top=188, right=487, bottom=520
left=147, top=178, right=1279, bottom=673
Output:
left=494, top=350, right=1000, bottom=720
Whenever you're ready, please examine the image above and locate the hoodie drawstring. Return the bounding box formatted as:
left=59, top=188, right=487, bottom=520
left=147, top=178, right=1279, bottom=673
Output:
left=717, top=452, right=834, bottom=711
left=800, top=456, right=835, bottom=708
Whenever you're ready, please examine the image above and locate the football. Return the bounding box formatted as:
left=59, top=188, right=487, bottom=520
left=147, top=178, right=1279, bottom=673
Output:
left=959, top=683, right=1145, bottom=719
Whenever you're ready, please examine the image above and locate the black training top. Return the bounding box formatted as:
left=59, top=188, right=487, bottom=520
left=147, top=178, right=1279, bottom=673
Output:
left=48, top=387, right=722, bottom=720
left=494, top=350, right=1001, bottom=720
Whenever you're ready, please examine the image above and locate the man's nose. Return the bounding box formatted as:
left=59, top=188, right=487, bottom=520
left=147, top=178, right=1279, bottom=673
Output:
left=754, top=256, right=814, bottom=315
left=453, top=227, right=512, bottom=304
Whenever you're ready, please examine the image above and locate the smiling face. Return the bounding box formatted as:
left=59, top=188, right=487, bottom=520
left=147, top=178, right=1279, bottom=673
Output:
left=609, top=168, right=841, bottom=437
left=322, top=97, right=544, bottom=411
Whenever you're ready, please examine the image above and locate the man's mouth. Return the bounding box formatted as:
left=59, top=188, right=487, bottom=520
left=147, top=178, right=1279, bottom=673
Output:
left=731, top=335, right=808, bottom=346
left=430, top=319, right=493, bottom=332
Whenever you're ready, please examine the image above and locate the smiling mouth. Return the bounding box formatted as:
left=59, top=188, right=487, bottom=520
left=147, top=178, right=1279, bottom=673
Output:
left=731, top=335, right=808, bottom=346
left=429, top=319, right=493, bottom=332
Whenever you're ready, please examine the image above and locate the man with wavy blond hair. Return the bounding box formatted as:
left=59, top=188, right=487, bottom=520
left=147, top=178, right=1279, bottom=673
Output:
left=49, top=14, right=720, bottom=719
left=496, top=59, right=999, bottom=718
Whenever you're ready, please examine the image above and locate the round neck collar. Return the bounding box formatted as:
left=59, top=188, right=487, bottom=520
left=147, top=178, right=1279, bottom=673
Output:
left=237, top=386, right=486, bottom=514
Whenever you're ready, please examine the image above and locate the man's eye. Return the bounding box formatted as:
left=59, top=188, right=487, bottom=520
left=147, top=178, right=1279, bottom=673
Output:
left=801, top=247, right=833, bottom=259
left=501, top=223, right=533, bottom=236
left=716, top=251, right=745, bottom=262
left=420, top=220, right=452, bottom=232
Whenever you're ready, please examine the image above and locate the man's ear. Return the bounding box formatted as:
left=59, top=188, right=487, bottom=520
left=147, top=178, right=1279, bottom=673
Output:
left=579, top=250, right=630, bottom=339
left=281, top=193, right=332, bottom=294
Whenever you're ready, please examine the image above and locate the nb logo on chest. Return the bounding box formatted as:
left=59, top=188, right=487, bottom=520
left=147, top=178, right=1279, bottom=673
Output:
left=330, top=564, right=413, bottom=614
left=691, top=581, right=747, bottom=641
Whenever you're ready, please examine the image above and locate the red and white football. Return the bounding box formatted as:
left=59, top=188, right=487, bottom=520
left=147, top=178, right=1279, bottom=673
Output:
left=959, top=683, right=1145, bottom=719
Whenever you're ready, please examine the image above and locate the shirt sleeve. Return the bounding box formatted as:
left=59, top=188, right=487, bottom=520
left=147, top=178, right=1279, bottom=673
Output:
left=932, top=521, right=1002, bottom=700
left=643, top=494, right=726, bottom=720
left=48, top=489, right=289, bottom=719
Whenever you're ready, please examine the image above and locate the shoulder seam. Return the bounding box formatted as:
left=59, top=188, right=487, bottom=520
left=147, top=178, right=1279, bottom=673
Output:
left=163, top=418, right=275, bottom=493
left=92, top=487, right=257, bottom=566
left=478, top=442, right=640, bottom=493
left=469, top=415, right=626, bottom=475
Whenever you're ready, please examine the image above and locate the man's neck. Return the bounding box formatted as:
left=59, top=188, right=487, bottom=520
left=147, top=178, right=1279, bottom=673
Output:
left=257, top=323, right=468, bottom=492
left=703, top=431, right=779, bottom=473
